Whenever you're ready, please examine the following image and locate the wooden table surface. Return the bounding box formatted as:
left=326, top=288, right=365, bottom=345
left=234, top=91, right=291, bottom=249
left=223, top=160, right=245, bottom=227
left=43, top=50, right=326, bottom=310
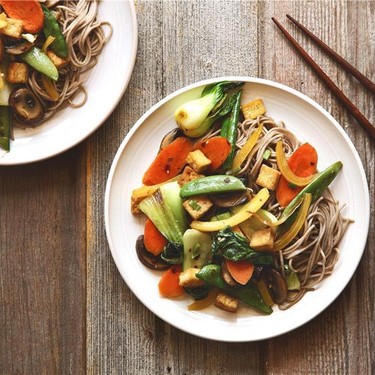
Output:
left=1, top=1, right=374, bottom=374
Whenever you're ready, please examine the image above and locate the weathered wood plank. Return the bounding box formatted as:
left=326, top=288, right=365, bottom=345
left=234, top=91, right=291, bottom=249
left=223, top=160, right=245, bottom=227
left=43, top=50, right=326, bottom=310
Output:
left=0, top=147, right=86, bottom=375
left=261, top=1, right=374, bottom=374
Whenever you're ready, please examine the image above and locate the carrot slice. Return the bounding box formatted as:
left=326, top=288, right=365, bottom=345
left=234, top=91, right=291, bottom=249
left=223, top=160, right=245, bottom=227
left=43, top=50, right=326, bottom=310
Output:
left=142, top=137, right=193, bottom=185
left=194, top=136, right=231, bottom=171
left=276, top=143, right=318, bottom=207
left=158, top=265, right=184, bottom=298
left=143, top=218, right=167, bottom=256
left=225, top=259, right=254, bottom=285
left=0, top=0, right=44, bottom=33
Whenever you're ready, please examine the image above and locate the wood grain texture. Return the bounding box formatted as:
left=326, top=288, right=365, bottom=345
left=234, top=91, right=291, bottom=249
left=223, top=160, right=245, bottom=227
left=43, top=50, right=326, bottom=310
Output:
left=1, top=0, right=374, bottom=374
left=0, top=148, right=86, bottom=375
left=86, top=1, right=374, bottom=375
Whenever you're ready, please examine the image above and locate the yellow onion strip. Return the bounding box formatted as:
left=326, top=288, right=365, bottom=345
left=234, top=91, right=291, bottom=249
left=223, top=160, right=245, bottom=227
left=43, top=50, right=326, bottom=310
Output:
left=231, top=124, right=263, bottom=172
left=41, top=75, right=59, bottom=101
left=132, top=175, right=180, bottom=201
left=188, top=288, right=219, bottom=311
left=42, top=35, right=55, bottom=53
left=276, top=141, right=316, bottom=187
left=256, top=279, right=274, bottom=307
left=191, top=188, right=269, bottom=232
left=273, top=193, right=312, bottom=251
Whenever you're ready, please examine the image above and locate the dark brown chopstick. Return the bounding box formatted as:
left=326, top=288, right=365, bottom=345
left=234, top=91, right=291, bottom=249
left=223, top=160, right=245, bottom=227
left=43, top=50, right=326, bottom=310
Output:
left=286, top=14, right=375, bottom=94
left=272, top=17, right=375, bottom=140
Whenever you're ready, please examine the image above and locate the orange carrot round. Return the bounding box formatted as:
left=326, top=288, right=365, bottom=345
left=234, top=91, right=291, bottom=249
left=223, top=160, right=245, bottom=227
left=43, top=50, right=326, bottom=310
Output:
left=276, top=143, right=318, bottom=207
left=0, top=0, right=44, bottom=33
left=142, top=137, right=193, bottom=185
left=225, top=259, right=254, bottom=285
left=194, top=136, right=231, bottom=171
left=144, top=218, right=167, bottom=256
left=158, top=265, right=184, bottom=298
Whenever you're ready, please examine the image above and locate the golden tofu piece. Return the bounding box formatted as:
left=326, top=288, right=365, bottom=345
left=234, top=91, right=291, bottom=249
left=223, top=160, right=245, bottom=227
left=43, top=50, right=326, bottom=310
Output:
left=179, top=268, right=205, bottom=288
left=178, top=166, right=203, bottom=186
left=46, top=50, right=70, bottom=69
left=250, top=228, right=275, bottom=251
left=215, top=292, right=238, bottom=313
left=7, top=62, right=29, bottom=84
left=255, top=164, right=281, bottom=190
left=0, top=17, right=23, bottom=38
left=183, top=195, right=213, bottom=220
left=242, top=99, right=267, bottom=120
left=185, top=150, right=211, bottom=173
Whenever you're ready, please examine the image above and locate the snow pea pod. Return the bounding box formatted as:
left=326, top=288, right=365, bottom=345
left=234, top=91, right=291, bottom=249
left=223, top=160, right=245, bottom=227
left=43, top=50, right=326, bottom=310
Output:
left=196, top=264, right=273, bottom=314
left=0, top=106, right=10, bottom=152
left=22, top=47, right=59, bottom=81
left=221, top=90, right=242, bottom=170
left=42, top=5, right=68, bottom=58
left=180, top=175, right=246, bottom=199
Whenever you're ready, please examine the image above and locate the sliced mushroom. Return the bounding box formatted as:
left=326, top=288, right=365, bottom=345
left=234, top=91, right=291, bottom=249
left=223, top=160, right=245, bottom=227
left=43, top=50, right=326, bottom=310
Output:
left=5, top=40, right=33, bottom=55
left=209, top=190, right=250, bottom=208
left=159, top=128, right=183, bottom=151
left=136, top=235, right=170, bottom=271
left=263, top=268, right=288, bottom=304
left=9, top=87, right=44, bottom=124
left=221, top=260, right=238, bottom=286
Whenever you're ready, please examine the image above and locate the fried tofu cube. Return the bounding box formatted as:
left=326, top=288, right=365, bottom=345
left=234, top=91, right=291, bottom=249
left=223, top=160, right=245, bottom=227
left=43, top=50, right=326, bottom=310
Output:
left=179, top=268, right=205, bottom=288
left=250, top=228, right=275, bottom=251
left=255, top=164, right=281, bottom=190
left=215, top=292, right=238, bottom=313
left=242, top=99, right=267, bottom=120
left=46, top=50, right=70, bottom=69
left=185, top=150, right=211, bottom=173
left=7, top=62, right=29, bottom=84
left=178, top=166, right=203, bottom=186
left=0, top=17, right=23, bottom=38
left=183, top=195, right=213, bottom=220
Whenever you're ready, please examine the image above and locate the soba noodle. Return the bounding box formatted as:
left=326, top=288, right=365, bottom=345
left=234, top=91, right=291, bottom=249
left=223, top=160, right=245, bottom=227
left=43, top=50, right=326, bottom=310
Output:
left=28, top=0, right=112, bottom=122
left=203, top=116, right=351, bottom=309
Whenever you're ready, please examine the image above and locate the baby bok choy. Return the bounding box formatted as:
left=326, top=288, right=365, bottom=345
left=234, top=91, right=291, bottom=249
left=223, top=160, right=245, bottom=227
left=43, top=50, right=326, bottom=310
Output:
left=174, top=81, right=244, bottom=138
left=139, top=181, right=187, bottom=247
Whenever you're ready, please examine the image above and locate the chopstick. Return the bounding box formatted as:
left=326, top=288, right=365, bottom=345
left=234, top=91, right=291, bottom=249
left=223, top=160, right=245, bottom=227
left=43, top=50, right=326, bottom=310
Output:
left=286, top=14, right=375, bottom=94
left=271, top=17, right=375, bottom=140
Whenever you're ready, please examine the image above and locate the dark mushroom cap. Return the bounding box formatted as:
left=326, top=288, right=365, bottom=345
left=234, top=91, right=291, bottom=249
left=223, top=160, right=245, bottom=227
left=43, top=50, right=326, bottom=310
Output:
left=209, top=190, right=250, bottom=208
left=9, top=87, right=44, bottom=124
left=136, top=235, right=170, bottom=271
left=263, top=268, right=288, bottom=304
left=159, top=128, right=183, bottom=152
left=5, top=40, right=33, bottom=55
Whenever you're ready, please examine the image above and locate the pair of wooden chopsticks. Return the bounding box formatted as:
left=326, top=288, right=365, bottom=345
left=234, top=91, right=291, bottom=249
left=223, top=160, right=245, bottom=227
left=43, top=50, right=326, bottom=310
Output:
left=272, top=15, right=375, bottom=140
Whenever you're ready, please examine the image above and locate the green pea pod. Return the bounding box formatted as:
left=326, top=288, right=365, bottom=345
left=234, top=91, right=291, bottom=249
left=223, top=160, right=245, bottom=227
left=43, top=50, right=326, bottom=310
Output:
left=0, top=106, right=11, bottom=152
left=280, top=161, right=343, bottom=222
left=180, top=175, right=246, bottom=199
left=22, top=47, right=59, bottom=81
left=196, top=264, right=273, bottom=314
left=221, top=90, right=242, bottom=170
left=42, top=5, right=69, bottom=58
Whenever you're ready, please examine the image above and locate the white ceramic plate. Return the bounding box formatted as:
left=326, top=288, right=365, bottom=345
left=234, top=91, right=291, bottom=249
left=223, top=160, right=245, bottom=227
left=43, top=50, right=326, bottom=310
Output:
left=0, top=0, right=137, bottom=165
left=105, top=77, right=369, bottom=342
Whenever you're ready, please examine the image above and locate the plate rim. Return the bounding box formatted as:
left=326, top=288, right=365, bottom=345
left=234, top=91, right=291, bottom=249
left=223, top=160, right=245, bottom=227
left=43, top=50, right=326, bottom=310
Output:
left=105, top=76, right=370, bottom=342
left=0, top=0, right=138, bottom=166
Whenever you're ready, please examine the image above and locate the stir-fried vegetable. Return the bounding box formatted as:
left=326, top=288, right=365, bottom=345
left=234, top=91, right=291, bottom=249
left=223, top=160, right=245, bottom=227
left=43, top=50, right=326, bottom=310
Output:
left=42, top=5, right=68, bottom=58
left=196, top=264, right=273, bottom=314
left=221, top=90, right=242, bottom=170
left=139, top=181, right=187, bottom=246
left=174, top=81, right=244, bottom=138
left=276, top=141, right=316, bottom=186
left=22, top=47, right=58, bottom=80
left=190, top=188, right=270, bottom=232
left=0, top=106, right=10, bottom=151
left=180, top=175, right=246, bottom=199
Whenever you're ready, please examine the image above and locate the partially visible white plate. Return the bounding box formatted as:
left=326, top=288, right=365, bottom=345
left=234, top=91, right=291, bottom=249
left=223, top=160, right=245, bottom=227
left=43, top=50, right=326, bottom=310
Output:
left=105, top=77, right=370, bottom=342
left=0, top=0, right=137, bottom=165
